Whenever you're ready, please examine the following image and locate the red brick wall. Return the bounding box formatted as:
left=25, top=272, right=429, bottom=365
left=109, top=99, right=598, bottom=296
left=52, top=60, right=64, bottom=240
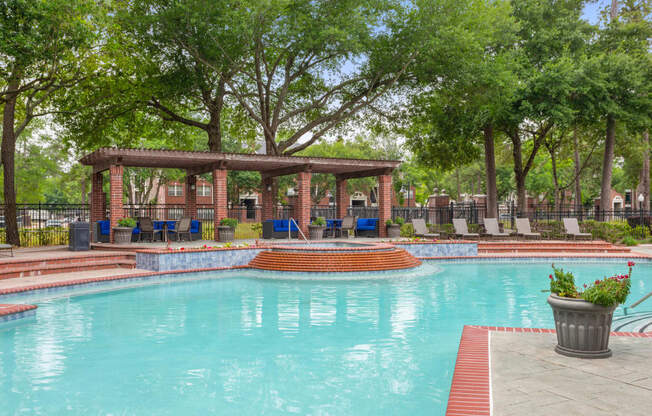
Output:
left=213, top=168, right=228, bottom=240
left=163, top=179, right=213, bottom=205
left=295, top=171, right=311, bottom=237
left=377, top=174, right=392, bottom=238
left=261, top=177, right=274, bottom=221
left=109, top=164, right=124, bottom=243
left=91, top=172, right=105, bottom=226
left=185, top=175, right=197, bottom=219
left=336, top=178, right=348, bottom=218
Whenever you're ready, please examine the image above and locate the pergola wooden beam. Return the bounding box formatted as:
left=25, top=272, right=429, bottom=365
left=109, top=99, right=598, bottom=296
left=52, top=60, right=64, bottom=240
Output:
left=336, top=168, right=394, bottom=180
left=260, top=164, right=312, bottom=178
left=186, top=161, right=227, bottom=176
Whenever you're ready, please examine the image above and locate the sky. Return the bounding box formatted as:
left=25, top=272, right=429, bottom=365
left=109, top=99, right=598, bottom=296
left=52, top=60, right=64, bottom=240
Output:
left=582, top=0, right=610, bottom=24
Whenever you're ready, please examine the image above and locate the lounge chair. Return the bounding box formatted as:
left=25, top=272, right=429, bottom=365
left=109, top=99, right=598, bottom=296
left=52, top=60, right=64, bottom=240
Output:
left=482, top=218, right=512, bottom=238
left=563, top=218, right=592, bottom=240
left=411, top=218, right=439, bottom=239
left=171, top=217, right=192, bottom=241
left=452, top=218, right=480, bottom=239
left=137, top=217, right=162, bottom=242
left=0, top=243, right=13, bottom=257
left=515, top=218, right=541, bottom=239
left=340, top=215, right=357, bottom=238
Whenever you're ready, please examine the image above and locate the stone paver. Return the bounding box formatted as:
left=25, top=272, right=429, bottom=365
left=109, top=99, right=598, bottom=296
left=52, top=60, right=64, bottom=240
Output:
left=491, top=331, right=652, bottom=416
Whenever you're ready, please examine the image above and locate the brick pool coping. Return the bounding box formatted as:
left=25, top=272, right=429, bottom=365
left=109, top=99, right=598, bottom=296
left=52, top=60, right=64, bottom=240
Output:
left=446, top=326, right=652, bottom=416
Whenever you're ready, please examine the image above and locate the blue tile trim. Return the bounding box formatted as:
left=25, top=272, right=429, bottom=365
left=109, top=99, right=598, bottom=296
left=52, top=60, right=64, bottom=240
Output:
left=394, top=243, right=478, bottom=257
left=0, top=308, right=36, bottom=323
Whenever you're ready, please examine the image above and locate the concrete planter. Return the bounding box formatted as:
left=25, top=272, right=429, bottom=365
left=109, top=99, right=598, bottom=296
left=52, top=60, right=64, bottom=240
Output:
left=112, top=227, right=133, bottom=245
left=547, top=295, right=617, bottom=359
left=387, top=224, right=401, bottom=238
left=217, top=226, right=235, bottom=242
left=308, top=225, right=325, bottom=240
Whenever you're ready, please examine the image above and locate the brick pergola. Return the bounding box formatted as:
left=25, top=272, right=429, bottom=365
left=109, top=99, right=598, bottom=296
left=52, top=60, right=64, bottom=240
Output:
left=80, top=148, right=401, bottom=242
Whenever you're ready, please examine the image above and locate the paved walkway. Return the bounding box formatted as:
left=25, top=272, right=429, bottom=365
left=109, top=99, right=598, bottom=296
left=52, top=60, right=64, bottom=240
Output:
left=491, top=331, right=652, bottom=416
left=0, top=268, right=148, bottom=292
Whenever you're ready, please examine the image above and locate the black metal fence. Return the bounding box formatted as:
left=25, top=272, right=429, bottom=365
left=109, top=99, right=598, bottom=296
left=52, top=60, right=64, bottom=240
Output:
left=3, top=201, right=651, bottom=246
left=0, top=203, right=90, bottom=247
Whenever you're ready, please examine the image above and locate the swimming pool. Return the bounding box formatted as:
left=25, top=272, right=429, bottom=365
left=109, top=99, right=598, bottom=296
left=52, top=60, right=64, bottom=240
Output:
left=1, top=261, right=650, bottom=415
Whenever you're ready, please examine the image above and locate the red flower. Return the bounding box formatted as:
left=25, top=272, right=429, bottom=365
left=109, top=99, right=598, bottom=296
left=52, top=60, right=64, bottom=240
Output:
left=595, top=280, right=600, bottom=285
left=628, top=261, right=636, bottom=267
left=624, top=274, right=629, bottom=279
left=583, top=283, right=587, bottom=288
left=180, top=247, right=185, bottom=251
left=549, top=274, right=553, bottom=280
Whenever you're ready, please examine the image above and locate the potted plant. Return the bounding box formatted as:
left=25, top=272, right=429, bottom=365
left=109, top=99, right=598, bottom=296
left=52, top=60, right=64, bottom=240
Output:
left=113, top=218, right=136, bottom=244
left=547, top=262, right=634, bottom=358
left=218, top=218, right=238, bottom=242
left=309, top=217, right=327, bottom=240
left=386, top=218, right=401, bottom=238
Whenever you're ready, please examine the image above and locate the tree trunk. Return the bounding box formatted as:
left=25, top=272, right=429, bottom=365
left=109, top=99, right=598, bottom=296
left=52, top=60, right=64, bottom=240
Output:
left=573, top=127, right=582, bottom=212
left=206, top=110, right=222, bottom=152
left=81, top=176, right=87, bottom=205
left=549, top=144, right=560, bottom=211
left=638, top=130, right=650, bottom=211
left=483, top=125, right=498, bottom=218
left=511, top=132, right=527, bottom=215
left=600, top=115, right=616, bottom=214
left=455, top=168, right=461, bottom=201
left=2, top=79, right=20, bottom=246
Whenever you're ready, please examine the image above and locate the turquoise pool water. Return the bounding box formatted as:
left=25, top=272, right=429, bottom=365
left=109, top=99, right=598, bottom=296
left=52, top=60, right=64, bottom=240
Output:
left=1, top=261, right=650, bottom=415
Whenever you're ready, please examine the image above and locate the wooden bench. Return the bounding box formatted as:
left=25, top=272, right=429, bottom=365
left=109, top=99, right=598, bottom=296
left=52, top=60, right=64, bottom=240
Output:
left=0, top=243, right=13, bottom=257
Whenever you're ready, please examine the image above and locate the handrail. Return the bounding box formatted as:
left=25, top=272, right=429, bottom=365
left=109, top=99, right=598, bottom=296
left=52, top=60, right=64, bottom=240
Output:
left=288, top=217, right=309, bottom=244
left=626, top=290, right=652, bottom=313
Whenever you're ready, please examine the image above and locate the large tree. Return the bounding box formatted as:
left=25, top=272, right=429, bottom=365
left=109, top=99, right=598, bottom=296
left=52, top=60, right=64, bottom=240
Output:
left=592, top=0, right=651, bottom=213
left=1, top=0, right=98, bottom=245
left=181, top=0, right=413, bottom=156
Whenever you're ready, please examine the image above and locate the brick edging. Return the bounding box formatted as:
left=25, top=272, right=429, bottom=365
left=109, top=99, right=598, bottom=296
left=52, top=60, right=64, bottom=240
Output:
left=446, top=326, right=652, bottom=415
left=0, top=304, right=38, bottom=322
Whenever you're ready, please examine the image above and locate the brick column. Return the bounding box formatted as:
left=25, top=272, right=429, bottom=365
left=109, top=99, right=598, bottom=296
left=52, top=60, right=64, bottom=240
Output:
left=213, top=168, right=228, bottom=240
left=295, top=171, right=312, bottom=237
left=335, top=177, right=348, bottom=218
left=109, top=164, right=124, bottom=243
left=185, top=174, right=197, bottom=219
left=90, top=172, right=104, bottom=224
left=378, top=174, right=392, bottom=238
left=261, top=176, right=274, bottom=221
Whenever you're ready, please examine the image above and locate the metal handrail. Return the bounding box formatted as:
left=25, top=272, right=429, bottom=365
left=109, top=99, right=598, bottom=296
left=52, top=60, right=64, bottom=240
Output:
left=625, top=290, right=652, bottom=314
left=288, top=217, right=309, bottom=244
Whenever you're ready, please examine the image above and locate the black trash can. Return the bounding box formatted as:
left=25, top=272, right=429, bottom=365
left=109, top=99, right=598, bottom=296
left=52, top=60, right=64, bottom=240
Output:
left=69, top=221, right=90, bottom=251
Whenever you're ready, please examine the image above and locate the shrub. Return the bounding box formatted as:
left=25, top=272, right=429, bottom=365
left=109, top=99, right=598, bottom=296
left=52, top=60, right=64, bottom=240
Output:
left=251, top=222, right=262, bottom=237
left=579, top=220, right=632, bottom=243
left=385, top=219, right=394, bottom=226
left=622, top=236, right=638, bottom=246
left=395, top=217, right=405, bottom=226
left=549, top=265, right=579, bottom=298
left=219, top=218, right=238, bottom=228
left=400, top=223, right=414, bottom=237
left=117, top=218, right=136, bottom=228
left=312, top=217, right=326, bottom=227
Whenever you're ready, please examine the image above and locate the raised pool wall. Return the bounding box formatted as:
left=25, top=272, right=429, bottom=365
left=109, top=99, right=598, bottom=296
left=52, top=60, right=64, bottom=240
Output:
left=135, top=242, right=478, bottom=272
left=393, top=241, right=478, bottom=258
left=136, top=248, right=263, bottom=272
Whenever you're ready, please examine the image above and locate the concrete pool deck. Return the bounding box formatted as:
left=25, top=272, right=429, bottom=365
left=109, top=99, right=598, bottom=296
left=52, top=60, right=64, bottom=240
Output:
left=447, top=326, right=652, bottom=416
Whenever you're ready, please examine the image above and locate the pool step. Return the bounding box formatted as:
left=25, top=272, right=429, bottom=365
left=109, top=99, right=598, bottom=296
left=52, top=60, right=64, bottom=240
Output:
left=0, top=253, right=137, bottom=280
left=612, top=310, right=652, bottom=333
left=248, top=248, right=421, bottom=272
left=478, top=241, right=630, bottom=254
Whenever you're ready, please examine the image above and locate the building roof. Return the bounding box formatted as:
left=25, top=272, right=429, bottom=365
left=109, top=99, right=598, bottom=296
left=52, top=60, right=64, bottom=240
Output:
left=80, top=148, right=401, bottom=179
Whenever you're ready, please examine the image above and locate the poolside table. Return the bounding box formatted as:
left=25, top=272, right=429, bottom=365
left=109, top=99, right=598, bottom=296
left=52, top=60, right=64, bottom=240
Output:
left=153, top=220, right=177, bottom=242
left=325, top=219, right=343, bottom=238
